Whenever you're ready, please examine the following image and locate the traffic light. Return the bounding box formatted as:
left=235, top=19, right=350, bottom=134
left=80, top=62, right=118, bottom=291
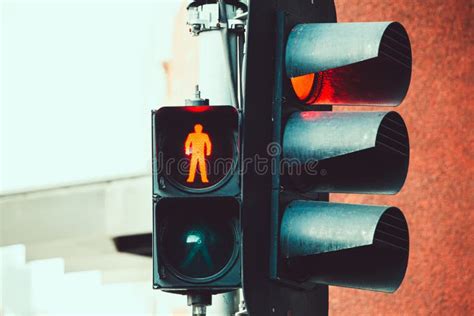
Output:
left=241, top=1, right=411, bottom=315
left=150, top=0, right=412, bottom=315
left=152, top=105, right=241, bottom=293
left=151, top=0, right=249, bottom=313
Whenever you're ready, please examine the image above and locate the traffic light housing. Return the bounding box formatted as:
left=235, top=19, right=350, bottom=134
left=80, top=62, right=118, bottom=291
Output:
left=280, top=201, right=408, bottom=293
left=282, top=111, right=409, bottom=194
left=242, top=0, right=411, bottom=314
left=286, top=22, right=411, bottom=106
left=152, top=106, right=241, bottom=292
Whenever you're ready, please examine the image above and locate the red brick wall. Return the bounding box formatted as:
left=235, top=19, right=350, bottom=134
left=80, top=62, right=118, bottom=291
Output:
left=165, top=1, right=473, bottom=314
left=330, top=0, right=473, bottom=314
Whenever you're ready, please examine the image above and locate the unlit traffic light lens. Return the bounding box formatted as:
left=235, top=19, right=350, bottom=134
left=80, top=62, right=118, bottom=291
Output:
left=156, top=198, right=239, bottom=281
left=162, top=214, right=235, bottom=279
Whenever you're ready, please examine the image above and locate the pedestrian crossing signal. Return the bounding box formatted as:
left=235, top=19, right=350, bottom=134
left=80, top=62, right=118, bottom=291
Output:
left=185, top=124, right=212, bottom=184
left=152, top=106, right=238, bottom=194
left=152, top=105, right=241, bottom=291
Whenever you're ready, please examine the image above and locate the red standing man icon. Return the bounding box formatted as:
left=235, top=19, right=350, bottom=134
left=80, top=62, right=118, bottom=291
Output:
left=185, top=124, right=212, bottom=183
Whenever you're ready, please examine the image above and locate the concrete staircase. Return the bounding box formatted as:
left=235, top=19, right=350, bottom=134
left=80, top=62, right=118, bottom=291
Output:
left=0, top=244, right=188, bottom=315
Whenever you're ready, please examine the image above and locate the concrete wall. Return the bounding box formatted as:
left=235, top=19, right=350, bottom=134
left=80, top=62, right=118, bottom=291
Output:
left=165, top=0, right=473, bottom=314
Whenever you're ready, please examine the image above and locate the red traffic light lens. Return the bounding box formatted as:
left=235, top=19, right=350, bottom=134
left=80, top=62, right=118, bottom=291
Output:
left=290, top=73, right=318, bottom=102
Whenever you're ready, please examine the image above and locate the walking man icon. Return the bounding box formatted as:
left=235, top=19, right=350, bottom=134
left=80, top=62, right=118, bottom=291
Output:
left=185, top=124, right=212, bottom=183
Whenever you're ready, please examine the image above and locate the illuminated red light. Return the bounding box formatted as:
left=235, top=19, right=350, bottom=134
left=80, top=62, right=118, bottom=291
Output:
left=185, top=106, right=210, bottom=113
left=290, top=71, right=335, bottom=105
left=154, top=105, right=237, bottom=191
left=185, top=124, right=212, bottom=184
left=290, top=73, right=317, bottom=102
left=290, top=57, right=409, bottom=106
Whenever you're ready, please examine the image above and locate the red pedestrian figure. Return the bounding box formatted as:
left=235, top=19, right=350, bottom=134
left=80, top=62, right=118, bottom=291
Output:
left=185, top=124, right=212, bottom=183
